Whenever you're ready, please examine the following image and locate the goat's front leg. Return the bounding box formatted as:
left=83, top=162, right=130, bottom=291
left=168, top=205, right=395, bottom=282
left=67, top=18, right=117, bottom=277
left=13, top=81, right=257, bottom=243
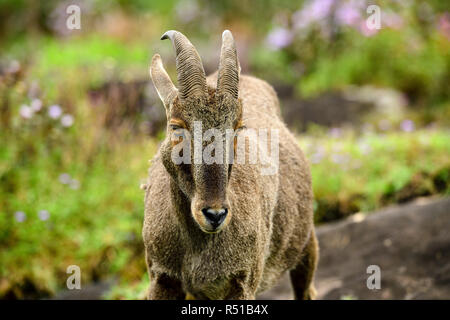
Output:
left=226, top=290, right=256, bottom=300
left=224, top=272, right=257, bottom=300
left=147, top=272, right=185, bottom=300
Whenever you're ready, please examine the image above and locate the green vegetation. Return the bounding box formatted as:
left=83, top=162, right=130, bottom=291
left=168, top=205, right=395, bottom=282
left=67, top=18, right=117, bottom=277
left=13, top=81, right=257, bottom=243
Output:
left=301, top=128, right=450, bottom=222
left=0, top=31, right=154, bottom=298
left=0, top=61, right=156, bottom=298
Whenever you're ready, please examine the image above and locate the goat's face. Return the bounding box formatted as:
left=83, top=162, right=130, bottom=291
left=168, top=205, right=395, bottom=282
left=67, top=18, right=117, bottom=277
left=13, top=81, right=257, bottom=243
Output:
left=151, top=30, right=241, bottom=233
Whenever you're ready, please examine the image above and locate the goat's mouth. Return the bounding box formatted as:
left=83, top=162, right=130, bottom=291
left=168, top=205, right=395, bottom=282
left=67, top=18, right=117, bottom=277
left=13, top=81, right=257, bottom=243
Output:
left=192, top=208, right=230, bottom=234
left=199, top=222, right=227, bottom=234
left=201, top=222, right=226, bottom=234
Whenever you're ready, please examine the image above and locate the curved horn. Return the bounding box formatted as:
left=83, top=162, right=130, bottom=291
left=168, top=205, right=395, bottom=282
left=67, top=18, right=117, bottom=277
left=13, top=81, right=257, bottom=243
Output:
left=217, top=30, right=239, bottom=99
left=161, top=30, right=207, bottom=101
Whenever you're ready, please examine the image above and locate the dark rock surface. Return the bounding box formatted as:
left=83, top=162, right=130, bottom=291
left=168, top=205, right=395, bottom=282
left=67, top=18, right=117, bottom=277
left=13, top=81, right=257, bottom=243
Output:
left=257, top=196, right=450, bottom=300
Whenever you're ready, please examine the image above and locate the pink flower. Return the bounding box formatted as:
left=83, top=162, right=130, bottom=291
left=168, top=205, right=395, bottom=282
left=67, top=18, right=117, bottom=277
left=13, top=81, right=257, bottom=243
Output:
left=401, top=119, right=415, bottom=132
left=48, top=105, right=62, bottom=119
left=307, top=0, right=335, bottom=21
left=336, top=4, right=361, bottom=26
left=293, top=0, right=335, bottom=30
left=359, top=20, right=379, bottom=37
left=438, top=13, right=450, bottom=40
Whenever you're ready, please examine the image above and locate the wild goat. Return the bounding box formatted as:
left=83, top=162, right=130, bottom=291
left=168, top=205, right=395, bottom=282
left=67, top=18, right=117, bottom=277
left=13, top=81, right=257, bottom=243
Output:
left=143, top=30, right=318, bottom=300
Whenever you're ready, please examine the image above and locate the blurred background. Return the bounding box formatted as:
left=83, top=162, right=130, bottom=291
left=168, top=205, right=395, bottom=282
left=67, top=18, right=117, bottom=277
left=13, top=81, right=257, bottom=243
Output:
left=0, top=0, right=449, bottom=299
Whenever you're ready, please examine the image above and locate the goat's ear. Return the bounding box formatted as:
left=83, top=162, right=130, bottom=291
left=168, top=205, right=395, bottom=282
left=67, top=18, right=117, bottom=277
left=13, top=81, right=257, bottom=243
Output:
left=150, top=54, right=178, bottom=109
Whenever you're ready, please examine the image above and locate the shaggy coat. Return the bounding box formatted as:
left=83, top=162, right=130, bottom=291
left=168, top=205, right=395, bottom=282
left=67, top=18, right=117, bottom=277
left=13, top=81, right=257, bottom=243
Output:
left=143, top=30, right=318, bottom=300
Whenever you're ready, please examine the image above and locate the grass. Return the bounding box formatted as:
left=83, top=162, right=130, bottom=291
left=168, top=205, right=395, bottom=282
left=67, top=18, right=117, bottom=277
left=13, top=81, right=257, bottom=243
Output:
left=300, top=128, right=450, bottom=222
left=0, top=35, right=155, bottom=298
left=0, top=122, right=157, bottom=297
left=297, top=30, right=449, bottom=101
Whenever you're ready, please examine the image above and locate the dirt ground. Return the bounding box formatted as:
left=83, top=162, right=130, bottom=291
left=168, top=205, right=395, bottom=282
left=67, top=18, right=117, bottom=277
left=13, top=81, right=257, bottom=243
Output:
left=257, top=196, right=450, bottom=300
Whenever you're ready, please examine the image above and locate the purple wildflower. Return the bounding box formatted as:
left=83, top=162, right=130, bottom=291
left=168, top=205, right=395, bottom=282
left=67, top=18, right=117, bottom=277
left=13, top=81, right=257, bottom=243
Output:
left=14, top=211, right=26, bottom=222
left=59, top=173, right=72, bottom=184
left=293, top=0, right=335, bottom=30
left=336, top=3, right=361, bottom=26
left=329, top=127, right=342, bottom=138
left=400, top=119, right=415, bottom=132
left=307, top=0, right=334, bottom=20
left=48, top=105, right=62, bottom=119
left=38, top=210, right=50, bottom=221
left=266, top=27, right=294, bottom=50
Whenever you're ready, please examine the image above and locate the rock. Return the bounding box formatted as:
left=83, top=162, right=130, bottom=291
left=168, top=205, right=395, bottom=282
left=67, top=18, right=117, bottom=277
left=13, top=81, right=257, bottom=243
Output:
left=275, top=84, right=407, bottom=132
left=257, top=196, right=450, bottom=300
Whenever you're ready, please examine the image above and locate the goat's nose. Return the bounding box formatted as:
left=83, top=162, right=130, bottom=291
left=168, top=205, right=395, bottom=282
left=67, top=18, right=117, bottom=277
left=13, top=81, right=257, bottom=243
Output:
left=201, top=208, right=228, bottom=229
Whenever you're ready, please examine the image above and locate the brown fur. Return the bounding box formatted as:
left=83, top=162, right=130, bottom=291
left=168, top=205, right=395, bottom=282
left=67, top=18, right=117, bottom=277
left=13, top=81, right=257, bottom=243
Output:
left=143, top=58, right=318, bottom=300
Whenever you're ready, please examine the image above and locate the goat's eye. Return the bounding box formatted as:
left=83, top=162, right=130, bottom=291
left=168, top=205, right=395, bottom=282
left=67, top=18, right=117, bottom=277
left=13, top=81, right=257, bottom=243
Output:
left=170, top=126, right=189, bottom=147
left=173, top=128, right=186, bottom=138
left=170, top=125, right=186, bottom=136
left=170, top=124, right=181, bottom=130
